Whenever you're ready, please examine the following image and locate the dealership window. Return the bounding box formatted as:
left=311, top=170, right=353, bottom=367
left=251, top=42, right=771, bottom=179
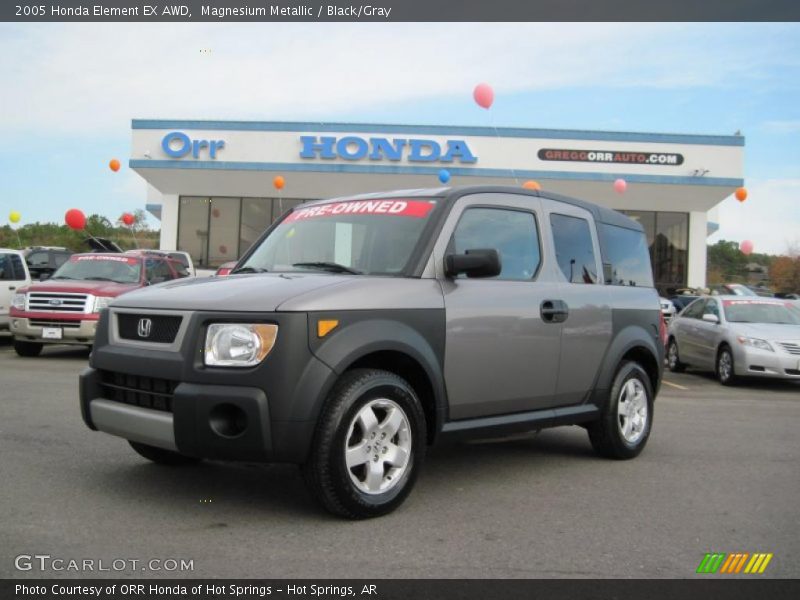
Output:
left=178, top=196, right=309, bottom=268
left=621, top=211, right=688, bottom=294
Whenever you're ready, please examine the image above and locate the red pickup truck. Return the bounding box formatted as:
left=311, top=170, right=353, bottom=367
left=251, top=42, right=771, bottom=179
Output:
left=9, top=252, right=187, bottom=357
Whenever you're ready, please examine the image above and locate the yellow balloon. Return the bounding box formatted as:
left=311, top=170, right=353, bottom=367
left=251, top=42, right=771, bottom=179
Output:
left=9, top=211, right=21, bottom=224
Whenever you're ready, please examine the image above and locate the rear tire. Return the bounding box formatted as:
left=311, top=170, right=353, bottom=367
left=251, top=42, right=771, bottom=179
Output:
left=716, top=345, right=738, bottom=386
left=14, top=340, right=43, bottom=357
left=302, top=368, right=426, bottom=519
left=667, top=338, right=686, bottom=373
left=128, top=441, right=201, bottom=466
left=588, top=361, right=654, bottom=459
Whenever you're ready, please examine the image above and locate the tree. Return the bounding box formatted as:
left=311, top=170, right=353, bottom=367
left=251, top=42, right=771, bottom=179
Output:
left=769, top=243, right=800, bottom=293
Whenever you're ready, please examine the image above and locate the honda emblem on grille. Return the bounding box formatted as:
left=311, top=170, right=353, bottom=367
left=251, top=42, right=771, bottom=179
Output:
left=137, top=318, right=153, bottom=338
left=49, top=299, right=62, bottom=306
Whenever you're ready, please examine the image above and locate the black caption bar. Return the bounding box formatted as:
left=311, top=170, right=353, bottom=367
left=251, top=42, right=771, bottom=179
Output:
left=4, top=579, right=800, bottom=600
left=3, top=0, right=800, bottom=22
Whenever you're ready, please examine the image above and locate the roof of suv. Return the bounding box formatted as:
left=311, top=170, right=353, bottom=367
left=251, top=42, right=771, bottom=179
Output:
left=311, top=185, right=643, bottom=232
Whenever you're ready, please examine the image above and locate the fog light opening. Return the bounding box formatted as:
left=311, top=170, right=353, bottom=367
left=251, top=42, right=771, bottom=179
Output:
left=209, top=403, right=248, bottom=438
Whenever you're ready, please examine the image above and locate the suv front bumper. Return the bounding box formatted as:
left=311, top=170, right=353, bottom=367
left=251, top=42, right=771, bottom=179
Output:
left=80, top=368, right=284, bottom=461
left=11, top=316, right=98, bottom=344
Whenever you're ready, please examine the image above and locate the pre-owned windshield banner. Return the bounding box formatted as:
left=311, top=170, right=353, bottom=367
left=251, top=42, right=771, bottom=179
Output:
left=284, top=200, right=436, bottom=222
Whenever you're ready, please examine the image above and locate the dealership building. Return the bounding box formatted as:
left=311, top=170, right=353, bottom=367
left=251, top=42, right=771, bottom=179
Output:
left=131, top=119, right=744, bottom=292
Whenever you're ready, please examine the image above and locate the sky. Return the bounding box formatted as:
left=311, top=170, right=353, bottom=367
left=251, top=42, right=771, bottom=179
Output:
left=0, top=22, right=799, bottom=254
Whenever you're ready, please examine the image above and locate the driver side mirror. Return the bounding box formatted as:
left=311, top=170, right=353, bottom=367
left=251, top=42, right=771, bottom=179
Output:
left=702, top=313, right=720, bottom=324
left=147, top=276, right=167, bottom=285
left=445, top=248, right=502, bottom=279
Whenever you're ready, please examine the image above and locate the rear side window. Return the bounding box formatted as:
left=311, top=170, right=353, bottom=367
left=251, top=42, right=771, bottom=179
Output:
left=550, top=213, right=597, bottom=284
left=682, top=299, right=706, bottom=319
left=54, top=253, right=71, bottom=267
left=27, top=251, right=49, bottom=267
left=600, top=223, right=654, bottom=287
left=451, top=207, right=541, bottom=281
left=0, top=254, right=26, bottom=281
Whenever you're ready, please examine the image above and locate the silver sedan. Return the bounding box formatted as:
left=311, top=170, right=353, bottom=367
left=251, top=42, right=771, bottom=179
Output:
left=666, top=295, right=800, bottom=385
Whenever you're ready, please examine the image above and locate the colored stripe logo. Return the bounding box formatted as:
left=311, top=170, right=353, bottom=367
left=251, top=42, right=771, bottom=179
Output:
left=697, top=553, right=773, bottom=574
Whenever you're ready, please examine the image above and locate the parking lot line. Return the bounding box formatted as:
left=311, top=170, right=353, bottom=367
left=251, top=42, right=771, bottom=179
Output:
left=662, top=380, right=690, bottom=391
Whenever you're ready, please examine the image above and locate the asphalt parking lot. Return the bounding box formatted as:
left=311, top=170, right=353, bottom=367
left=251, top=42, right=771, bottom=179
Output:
left=1, top=335, right=798, bottom=579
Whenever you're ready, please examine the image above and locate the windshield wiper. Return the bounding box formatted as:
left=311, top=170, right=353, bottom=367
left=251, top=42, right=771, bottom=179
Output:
left=231, top=266, right=269, bottom=274
left=50, top=276, right=74, bottom=280
left=84, top=277, right=116, bottom=281
left=292, top=262, right=362, bottom=274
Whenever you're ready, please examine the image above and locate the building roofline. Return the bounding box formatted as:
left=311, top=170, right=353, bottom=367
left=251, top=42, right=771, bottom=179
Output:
left=131, top=119, right=745, bottom=147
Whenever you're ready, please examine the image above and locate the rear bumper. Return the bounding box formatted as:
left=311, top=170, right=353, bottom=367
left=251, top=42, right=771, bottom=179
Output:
left=11, top=317, right=98, bottom=344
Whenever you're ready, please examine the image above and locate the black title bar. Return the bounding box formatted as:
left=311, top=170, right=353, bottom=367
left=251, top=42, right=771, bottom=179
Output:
left=3, top=0, right=800, bottom=22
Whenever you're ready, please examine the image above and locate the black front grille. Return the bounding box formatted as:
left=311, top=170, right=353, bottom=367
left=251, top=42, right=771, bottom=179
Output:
left=99, top=370, right=178, bottom=412
left=117, top=314, right=182, bottom=344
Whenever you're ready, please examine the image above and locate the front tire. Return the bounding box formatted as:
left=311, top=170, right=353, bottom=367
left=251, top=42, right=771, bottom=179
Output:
left=667, top=338, right=686, bottom=372
left=716, top=345, right=738, bottom=386
left=588, top=361, right=654, bottom=459
left=14, top=340, right=43, bottom=357
left=128, top=441, right=201, bottom=465
left=302, top=369, right=426, bottom=519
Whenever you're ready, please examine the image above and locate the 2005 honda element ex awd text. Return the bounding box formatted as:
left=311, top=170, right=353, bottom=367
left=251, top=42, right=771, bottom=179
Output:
left=79, top=186, right=665, bottom=518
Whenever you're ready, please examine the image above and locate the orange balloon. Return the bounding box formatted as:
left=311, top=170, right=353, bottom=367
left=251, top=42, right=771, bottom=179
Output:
left=273, top=175, right=285, bottom=190
left=109, top=159, right=121, bottom=172
left=735, top=187, right=747, bottom=202
left=522, top=180, right=541, bottom=191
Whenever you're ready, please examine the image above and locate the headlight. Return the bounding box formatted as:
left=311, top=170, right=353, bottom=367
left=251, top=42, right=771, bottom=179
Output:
left=11, top=293, right=26, bottom=310
left=204, top=323, right=278, bottom=367
left=736, top=336, right=773, bottom=352
left=93, top=296, right=112, bottom=313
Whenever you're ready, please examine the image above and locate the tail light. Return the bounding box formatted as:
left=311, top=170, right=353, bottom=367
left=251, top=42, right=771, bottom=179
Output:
left=658, top=310, right=668, bottom=347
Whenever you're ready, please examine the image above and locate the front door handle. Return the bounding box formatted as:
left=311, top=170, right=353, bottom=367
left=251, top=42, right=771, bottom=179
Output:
left=8, top=286, right=15, bottom=290
left=541, top=300, right=569, bottom=323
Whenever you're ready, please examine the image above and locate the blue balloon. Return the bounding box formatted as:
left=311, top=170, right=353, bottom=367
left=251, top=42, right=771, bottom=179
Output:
left=438, top=169, right=451, bottom=184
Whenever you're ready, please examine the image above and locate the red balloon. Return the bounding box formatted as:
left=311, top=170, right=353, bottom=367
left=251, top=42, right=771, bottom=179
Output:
left=473, top=83, right=494, bottom=109
left=219, top=245, right=228, bottom=254
left=614, top=178, right=628, bottom=194
left=740, top=240, right=754, bottom=256
left=65, top=208, right=86, bottom=231
left=121, top=213, right=135, bottom=226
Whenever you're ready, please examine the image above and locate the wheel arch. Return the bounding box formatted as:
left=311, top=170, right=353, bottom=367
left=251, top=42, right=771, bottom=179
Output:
left=594, top=325, right=663, bottom=402
left=309, top=319, right=447, bottom=444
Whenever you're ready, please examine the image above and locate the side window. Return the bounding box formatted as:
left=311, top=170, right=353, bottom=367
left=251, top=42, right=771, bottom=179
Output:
left=27, top=251, right=49, bottom=267
left=10, top=255, right=27, bottom=281
left=599, top=224, right=654, bottom=287
left=0, top=254, right=10, bottom=280
left=682, top=299, right=706, bottom=319
left=152, top=260, right=175, bottom=281
left=170, top=260, right=190, bottom=278
left=550, top=213, right=598, bottom=284
left=451, top=207, right=541, bottom=281
left=703, top=299, right=720, bottom=319
left=54, top=253, right=70, bottom=267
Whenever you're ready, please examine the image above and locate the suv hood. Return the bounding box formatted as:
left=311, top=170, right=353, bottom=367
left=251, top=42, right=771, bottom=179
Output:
left=22, top=280, right=140, bottom=296
left=111, top=273, right=351, bottom=312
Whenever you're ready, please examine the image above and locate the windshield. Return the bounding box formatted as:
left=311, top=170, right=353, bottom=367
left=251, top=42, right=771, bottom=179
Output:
left=51, top=255, right=142, bottom=284
left=237, top=198, right=439, bottom=276
left=723, top=300, right=800, bottom=325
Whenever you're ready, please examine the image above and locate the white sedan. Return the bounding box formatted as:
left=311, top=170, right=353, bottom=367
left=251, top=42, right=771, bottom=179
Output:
left=666, top=295, right=800, bottom=385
